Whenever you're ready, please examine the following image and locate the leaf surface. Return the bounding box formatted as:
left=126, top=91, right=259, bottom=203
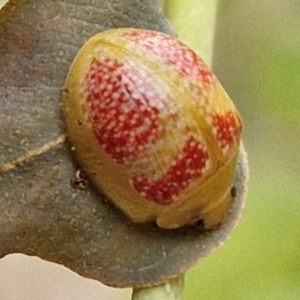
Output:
left=0, top=0, right=248, bottom=287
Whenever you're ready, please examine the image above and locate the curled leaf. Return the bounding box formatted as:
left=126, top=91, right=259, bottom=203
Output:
left=0, top=0, right=248, bottom=288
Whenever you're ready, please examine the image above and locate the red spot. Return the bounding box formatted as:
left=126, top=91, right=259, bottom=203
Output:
left=131, top=137, right=209, bottom=205
left=124, top=30, right=213, bottom=86
left=212, top=111, right=242, bottom=149
left=84, top=58, right=162, bottom=164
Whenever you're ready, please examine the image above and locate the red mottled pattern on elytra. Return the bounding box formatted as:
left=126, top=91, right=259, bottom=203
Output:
left=131, top=137, right=209, bottom=205
left=85, top=58, right=161, bottom=164
left=124, top=30, right=213, bottom=85
left=212, top=111, right=242, bottom=149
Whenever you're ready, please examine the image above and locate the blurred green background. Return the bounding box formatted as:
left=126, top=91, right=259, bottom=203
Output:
left=170, top=1, right=300, bottom=299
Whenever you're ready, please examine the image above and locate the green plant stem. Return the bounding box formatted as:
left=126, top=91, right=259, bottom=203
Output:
left=131, top=0, right=218, bottom=299
left=164, top=0, right=217, bottom=65
left=157, top=0, right=165, bottom=10
left=132, top=275, right=185, bottom=300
